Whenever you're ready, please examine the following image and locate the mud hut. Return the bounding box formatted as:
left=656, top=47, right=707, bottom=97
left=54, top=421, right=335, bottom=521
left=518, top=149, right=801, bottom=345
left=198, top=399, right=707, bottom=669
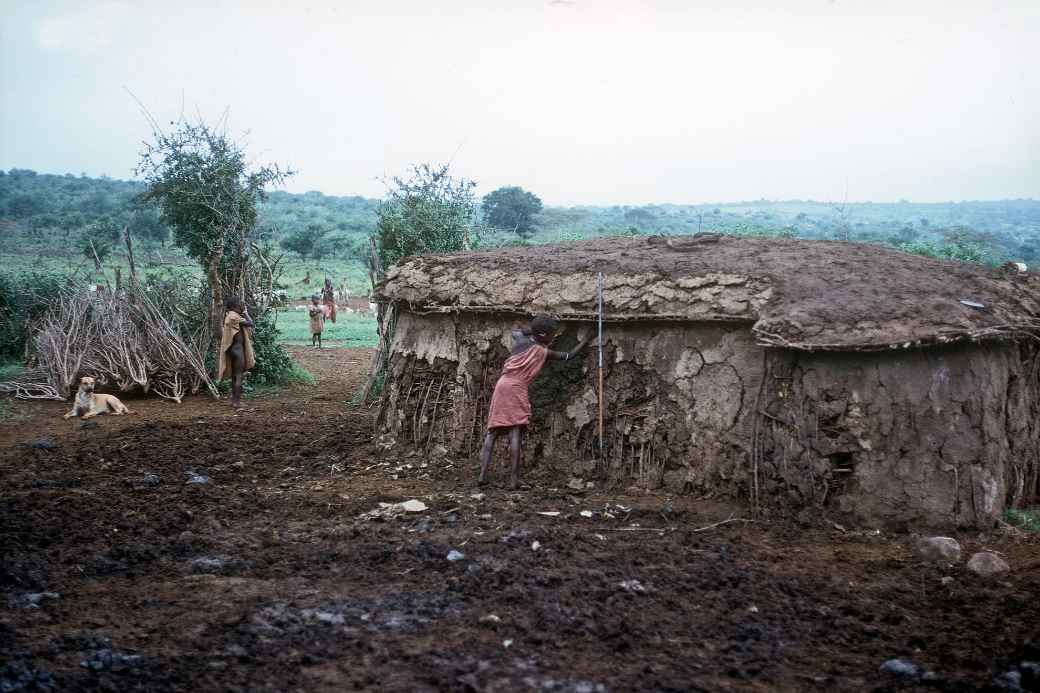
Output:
left=373, top=235, right=1040, bottom=529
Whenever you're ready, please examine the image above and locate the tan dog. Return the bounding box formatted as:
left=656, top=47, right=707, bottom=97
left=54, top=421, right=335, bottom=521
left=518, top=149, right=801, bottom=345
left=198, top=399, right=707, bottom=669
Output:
left=63, top=377, right=132, bottom=419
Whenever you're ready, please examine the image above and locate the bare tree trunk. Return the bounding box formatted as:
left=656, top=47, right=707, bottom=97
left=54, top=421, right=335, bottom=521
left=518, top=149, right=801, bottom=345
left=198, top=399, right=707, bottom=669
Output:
left=123, top=225, right=138, bottom=288
left=89, top=240, right=103, bottom=272
left=207, top=248, right=224, bottom=372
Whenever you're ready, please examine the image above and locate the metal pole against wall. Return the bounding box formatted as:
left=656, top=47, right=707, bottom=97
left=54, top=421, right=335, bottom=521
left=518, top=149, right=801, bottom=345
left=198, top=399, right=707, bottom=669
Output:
left=597, top=272, right=604, bottom=460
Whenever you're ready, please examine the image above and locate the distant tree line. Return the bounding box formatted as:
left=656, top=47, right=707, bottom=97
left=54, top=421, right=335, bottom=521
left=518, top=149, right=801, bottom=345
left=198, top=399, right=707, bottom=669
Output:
left=2, top=168, right=1037, bottom=269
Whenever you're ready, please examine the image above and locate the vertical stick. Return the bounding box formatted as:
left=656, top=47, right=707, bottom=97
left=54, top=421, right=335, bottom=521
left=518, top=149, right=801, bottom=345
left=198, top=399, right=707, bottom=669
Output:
left=597, top=272, right=604, bottom=460
left=123, top=225, right=137, bottom=287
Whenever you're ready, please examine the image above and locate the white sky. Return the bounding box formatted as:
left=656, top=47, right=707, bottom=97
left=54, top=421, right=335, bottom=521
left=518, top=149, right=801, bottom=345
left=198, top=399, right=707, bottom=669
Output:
left=1, top=0, right=1037, bottom=205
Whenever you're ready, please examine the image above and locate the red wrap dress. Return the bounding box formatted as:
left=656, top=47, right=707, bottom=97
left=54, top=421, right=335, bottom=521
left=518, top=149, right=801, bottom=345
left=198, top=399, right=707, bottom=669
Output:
left=486, top=343, right=549, bottom=429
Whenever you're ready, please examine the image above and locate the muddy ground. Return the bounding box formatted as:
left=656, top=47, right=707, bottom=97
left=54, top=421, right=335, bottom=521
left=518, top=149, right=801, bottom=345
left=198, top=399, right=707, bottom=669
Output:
left=2, top=347, right=1038, bottom=692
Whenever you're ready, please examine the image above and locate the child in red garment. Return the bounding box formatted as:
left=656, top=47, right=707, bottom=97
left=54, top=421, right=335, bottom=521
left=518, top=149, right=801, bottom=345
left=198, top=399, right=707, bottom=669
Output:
left=478, top=315, right=591, bottom=489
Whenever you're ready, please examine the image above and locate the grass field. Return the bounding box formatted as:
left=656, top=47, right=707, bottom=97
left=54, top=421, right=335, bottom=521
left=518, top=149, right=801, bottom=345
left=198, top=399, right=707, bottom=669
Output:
left=0, top=249, right=375, bottom=297
left=272, top=308, right=378, bottom=347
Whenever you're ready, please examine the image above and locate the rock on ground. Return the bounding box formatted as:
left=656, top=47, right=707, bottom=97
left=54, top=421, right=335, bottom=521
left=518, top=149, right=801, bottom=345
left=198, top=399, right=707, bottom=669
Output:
left=914, top=536, right=961, bottom=563
left=880, top=658, right=919, bottom=678
left=967, top=551, right=1010, bottom=577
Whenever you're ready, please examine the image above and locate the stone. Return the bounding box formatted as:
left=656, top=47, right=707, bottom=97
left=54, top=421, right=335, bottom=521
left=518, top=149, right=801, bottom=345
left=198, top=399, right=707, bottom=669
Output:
left=447, top=550, right=465, bottom=562
left=80, top=649, right=144, bottom=672
left=618, top=579, right=648, bottom=594
left=188, top=556, right=234, bottom=574
left=0, top=654, right=55, bottom=691
left=9, top=591, right=60, bottom=609
left=28, top=438, right=57, bottom=450
left=358, top=499, right=428, bottom=521
left=880, top=658, right=918, bottom=678
left=567, top=477, right=585, bottom=491
left=185, top=471, right=210, bottom=485
left=913, top=536, right=961, bottom=563
left=996, top=670, right=1022, bottom=691
left=966, top=551, right=1010, bottom=577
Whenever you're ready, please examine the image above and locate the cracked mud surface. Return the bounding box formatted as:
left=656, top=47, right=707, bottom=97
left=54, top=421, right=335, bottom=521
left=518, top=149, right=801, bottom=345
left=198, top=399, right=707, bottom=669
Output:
left=384, top=311, right=1039, bottom=528
left=3, top=347, right=1039, bottom=692
left=379, top=235, right=1040, bottom=350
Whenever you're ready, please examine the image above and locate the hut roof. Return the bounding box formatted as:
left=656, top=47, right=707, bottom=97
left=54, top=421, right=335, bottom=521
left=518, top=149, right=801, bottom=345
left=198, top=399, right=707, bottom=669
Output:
left=376, top=234, right=1040, bottom=351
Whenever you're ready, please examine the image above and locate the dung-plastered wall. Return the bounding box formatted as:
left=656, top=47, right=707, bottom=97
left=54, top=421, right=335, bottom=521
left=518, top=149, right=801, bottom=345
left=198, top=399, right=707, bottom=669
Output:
left=758, top=342, right=1040, bottom=529
left=377, top=309, right=1039, bottom=529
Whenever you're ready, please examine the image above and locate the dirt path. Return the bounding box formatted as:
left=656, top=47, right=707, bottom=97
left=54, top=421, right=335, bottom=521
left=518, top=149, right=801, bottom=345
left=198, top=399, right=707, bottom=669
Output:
left=2, top=347, right=1038, bottom=692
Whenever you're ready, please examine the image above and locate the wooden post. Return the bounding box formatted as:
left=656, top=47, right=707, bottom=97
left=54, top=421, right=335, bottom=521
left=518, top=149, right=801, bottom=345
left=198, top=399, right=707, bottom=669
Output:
left=123, top=225, right=138, bottom=288
left=597, top=272, right=604, bottom=460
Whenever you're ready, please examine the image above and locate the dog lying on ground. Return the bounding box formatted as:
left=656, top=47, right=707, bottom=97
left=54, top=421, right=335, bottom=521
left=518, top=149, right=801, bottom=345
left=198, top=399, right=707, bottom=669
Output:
left=63, top=376, right=132, bottom=419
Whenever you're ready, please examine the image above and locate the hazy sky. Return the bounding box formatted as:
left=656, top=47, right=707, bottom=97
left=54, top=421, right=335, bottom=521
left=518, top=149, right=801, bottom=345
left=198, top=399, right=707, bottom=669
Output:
left=1, top=0, right=1037, bottom=205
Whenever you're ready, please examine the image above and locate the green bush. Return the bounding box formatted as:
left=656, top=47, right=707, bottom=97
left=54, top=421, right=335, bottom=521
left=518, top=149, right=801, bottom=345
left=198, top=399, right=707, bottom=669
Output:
left=248, top=311, right=301, bottom=386
left=139, top=268, right=302, bottom=387
left=0, top=271, right=65, bottom=360
left=895, top=239, right=994, bottom=264
left=1004, top=507, right=1040, bottom=532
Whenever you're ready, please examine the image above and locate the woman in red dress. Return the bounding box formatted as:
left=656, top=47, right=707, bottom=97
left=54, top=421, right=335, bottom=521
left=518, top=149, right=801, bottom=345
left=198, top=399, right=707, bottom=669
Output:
left=478, top=316, right=591, bottom=489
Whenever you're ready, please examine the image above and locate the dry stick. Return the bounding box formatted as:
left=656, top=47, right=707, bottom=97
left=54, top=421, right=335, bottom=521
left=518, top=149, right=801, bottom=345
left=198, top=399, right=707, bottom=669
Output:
left=425, top=378, right=447, bottom=451
left=413, top=379, right=435, bottom=445
left=748, top=351, right=770, bottom=516
left=123, top=225, right=137, bottom=287
left=688, top=516, right=759, bottom=533
left=88, top=240, right=104, bottom=273
left=596, top=271, right=604, bottom=461
left=0, top=380, right=62, bottom=400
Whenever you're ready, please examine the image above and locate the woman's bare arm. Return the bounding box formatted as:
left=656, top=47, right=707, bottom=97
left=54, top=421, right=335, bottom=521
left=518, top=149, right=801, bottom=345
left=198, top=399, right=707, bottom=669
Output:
left=546, top=333, right=593, bottom=361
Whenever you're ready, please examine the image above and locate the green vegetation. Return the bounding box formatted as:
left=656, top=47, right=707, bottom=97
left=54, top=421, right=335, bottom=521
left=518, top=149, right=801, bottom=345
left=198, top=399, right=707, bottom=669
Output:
left=375, top=163, right=478, bottom=271
left=0, top=168, right=381, bottom=296
left=1004, top=507, right=1040, bottom=532
left=482, top=186, right=543, bottom=238
left=0, top=270, right=65, bottom=360
left=1, top=168, right=1038, bottom=307
left=0, top=362, right=24, bottom=381
left=273, top=309, right=378, bottom=347
left=136, top=118, right=292, bottom=351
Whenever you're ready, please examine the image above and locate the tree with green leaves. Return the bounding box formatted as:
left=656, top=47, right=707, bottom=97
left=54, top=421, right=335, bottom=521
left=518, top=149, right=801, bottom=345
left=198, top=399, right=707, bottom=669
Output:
left=375, top=163, right=477, bottom=271
left=129, top=205, right=170, bottom=246
left=79, top=217, right=121, bottom=270
left=136, top=119, right=292, bottom=356
left=281, top=224, right=330, bottom=260
left=481, top=186, right=543, bottom=238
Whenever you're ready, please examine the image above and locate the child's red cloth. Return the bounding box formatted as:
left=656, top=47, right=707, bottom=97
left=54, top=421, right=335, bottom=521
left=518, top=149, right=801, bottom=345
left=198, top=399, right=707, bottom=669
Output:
left=486, top=344, right=549, bottom=429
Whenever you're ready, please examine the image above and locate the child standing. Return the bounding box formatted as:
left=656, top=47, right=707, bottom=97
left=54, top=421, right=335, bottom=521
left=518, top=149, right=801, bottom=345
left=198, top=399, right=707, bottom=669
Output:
left=308, top=294, right=328, bottom=348
left=478, top=315, right=591, bottom=489
left=217, top=297, right=255, bottom=409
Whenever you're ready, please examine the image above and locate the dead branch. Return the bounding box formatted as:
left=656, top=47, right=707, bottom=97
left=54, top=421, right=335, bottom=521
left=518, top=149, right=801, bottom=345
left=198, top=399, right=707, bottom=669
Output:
left=688, top=516, right=760, bottom=533
left=3, top=285, right=217, bottom=401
